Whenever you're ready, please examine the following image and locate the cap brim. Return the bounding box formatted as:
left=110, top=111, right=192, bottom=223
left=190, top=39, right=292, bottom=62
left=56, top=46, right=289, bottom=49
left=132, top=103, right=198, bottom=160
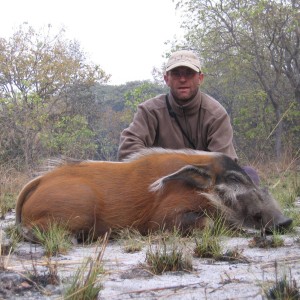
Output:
left=166, top=62, right=200, bottom=72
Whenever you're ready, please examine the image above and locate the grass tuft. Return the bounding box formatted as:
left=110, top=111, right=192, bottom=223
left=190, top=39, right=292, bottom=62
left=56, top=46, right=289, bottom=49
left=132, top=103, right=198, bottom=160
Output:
left=265, top=262, right=300, bottom=300
left=145, top=233, right=193, bottom=275
left=114, top=228, right=145, bottom=253
left=193, top=214, right=233, bottom=259
left=32, top=222, right=73, bottom=257
left=249, top=230, right=284, bottom=249
left=194, top=234, right=222, bottom=259
left=3, top=224, right=23, bottom=253
left=63, top=233, right=108, bottom=300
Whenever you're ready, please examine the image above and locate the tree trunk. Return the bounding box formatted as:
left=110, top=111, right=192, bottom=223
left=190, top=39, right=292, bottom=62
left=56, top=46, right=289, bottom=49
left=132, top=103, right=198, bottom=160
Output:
left=274, top=106, right=282, bottom=160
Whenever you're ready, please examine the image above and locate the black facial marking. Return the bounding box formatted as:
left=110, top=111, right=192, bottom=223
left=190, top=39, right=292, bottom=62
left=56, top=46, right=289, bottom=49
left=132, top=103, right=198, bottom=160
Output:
left=216, top=155, right=252, bottom=185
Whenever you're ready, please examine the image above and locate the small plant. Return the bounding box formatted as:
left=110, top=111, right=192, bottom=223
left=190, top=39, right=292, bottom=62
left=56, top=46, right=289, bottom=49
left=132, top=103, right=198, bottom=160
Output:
left=249, top=230, right=284, bottom=248
left=220, top=247, right=249, bottom=263
left=193, top=216, right=225, bottom=259
left=115, top=228, right=145, bottom=253
left=209, top=212, right=238, bottom=237
left=19, top=252, right=61, bottom=296
left=145, top=236, right=193, bottom=275
left=193, top=223, right=249, bottom=262
left=63, top=234, right=108, bottom=300
left=28, top=257, right=60, bottom=287
left=32, top=222, right=73, bottom=256
left=271, top=231, right=285, bottom=248
left=3, top=224, right=23, bottom=253
left=1, top=225, right=23, bottom=270
left=64, top=257, right=103, bottom=299
left=265, top=262, right=300, bottom=299
left=266, top=276, right=300, bottom=299
left=194, top=233, right=222, bottom=259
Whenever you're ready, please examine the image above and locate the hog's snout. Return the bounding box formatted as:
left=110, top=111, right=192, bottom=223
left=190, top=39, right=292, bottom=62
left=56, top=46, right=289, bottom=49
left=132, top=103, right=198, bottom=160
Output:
left=266, top=215, right=293, bottom=234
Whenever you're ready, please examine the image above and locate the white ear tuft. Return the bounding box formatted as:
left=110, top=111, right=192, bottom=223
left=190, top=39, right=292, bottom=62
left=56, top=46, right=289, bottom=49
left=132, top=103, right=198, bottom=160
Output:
left=149, top=177, right=165, bottom=193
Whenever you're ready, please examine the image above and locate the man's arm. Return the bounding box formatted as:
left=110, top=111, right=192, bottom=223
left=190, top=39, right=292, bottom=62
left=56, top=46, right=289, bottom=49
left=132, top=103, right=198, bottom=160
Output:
left=206, top=112, right=238, bottom=161
left=118, top=105, right=158, bottom=161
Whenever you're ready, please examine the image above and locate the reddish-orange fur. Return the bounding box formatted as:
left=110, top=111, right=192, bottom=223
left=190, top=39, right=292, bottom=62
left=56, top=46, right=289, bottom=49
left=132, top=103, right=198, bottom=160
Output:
left=16, top=150, right=219, bottom=239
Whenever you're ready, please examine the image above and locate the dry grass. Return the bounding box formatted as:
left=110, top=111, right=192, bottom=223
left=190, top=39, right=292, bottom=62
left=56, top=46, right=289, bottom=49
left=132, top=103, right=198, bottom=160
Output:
left=114, top=228, right=146, bottom=253
left=252, top=155, right=300, bottom=230
left=63, top=234, right=108, bottom=300
left=0, top=163, right=30, bottom=218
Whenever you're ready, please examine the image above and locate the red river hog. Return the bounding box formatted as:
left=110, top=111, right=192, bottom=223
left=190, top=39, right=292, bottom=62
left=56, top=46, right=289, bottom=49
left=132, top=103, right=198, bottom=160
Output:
left=15, top=148, right=292, bottom=241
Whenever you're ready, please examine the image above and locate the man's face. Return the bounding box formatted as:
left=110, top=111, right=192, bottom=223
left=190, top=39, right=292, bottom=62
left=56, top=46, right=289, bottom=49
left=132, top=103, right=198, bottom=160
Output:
left=164, top=67, right=204, bottom=101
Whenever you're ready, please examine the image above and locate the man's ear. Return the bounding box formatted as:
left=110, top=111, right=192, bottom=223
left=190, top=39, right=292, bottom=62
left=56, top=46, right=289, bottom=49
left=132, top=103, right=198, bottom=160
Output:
left=164, top=73, right=170, bottom=86
left=149, top=165, right=212, bottom=193
left=199, top=73, right=204, bottom=85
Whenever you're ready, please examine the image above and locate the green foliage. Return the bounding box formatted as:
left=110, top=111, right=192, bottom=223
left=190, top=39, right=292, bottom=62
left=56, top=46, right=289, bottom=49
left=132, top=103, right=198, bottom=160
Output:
left=283, top=101, right=300, bottom=150
left=173, top=0, right=300, bottom=159
left=124, top=81, right=166, bottom=113
left=0, top=24, right=108, bottom=167
left=40, top=115, right=97, bottom=158
left=232, top=89, right=277, bottom=158
left=1, top=11, right=299, bottom=164
left=93, top=107, right=129, bottom=161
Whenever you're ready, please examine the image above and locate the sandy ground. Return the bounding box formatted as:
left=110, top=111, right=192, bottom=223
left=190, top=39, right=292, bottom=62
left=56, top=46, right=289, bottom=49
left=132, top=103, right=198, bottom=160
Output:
left=1, top=211, right=300, bottom=300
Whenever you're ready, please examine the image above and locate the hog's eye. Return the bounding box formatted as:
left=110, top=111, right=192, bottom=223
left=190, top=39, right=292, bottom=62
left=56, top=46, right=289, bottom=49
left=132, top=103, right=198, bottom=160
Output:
left=225, top=171, right=249, bottom=185
left=227, top=174, right=241, bottom=183
left=228, top=175, right=239, bottom=182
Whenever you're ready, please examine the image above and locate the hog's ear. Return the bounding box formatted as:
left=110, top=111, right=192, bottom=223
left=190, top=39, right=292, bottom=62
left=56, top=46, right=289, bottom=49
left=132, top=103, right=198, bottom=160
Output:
left=149, top=165, right=212, bottom=193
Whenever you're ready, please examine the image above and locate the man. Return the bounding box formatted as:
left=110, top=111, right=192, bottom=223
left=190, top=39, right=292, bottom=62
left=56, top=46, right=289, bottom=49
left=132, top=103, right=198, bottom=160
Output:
left=118, top=50, right=238, bottom=162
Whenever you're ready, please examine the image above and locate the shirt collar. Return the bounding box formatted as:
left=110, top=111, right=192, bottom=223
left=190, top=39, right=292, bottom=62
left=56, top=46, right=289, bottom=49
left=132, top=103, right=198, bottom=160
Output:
left=168, top=89, right=202, bottom=116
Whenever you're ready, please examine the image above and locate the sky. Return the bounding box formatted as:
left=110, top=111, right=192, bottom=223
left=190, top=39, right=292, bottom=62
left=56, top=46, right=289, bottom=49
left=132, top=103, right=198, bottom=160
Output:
left=0, top=0, right=184, bottom=85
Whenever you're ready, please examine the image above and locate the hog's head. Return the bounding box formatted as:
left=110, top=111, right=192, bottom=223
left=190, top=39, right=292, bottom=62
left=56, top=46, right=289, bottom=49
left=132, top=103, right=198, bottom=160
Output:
left=150, top=152, right=292, bottom=233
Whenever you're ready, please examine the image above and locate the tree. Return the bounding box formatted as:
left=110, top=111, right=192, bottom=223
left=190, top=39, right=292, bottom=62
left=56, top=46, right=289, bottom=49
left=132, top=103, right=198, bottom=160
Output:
left=175, top=0, right=299, bottom=159
left=0, top=24, right=109, bottom=167
left=124, top=81, right=167, bottom=114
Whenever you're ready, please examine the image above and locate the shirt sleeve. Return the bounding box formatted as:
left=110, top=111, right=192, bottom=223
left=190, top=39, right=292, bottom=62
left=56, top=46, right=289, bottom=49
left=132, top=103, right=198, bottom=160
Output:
left=206, top=112, right=238, bottom=161
left=117, top=104, right=158, bottom=161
